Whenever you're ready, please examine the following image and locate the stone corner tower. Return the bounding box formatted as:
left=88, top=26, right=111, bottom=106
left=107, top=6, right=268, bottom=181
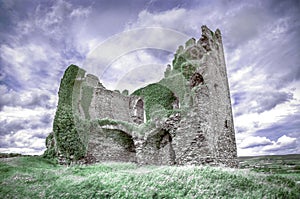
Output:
left=169, top=25, right=238, bottom=167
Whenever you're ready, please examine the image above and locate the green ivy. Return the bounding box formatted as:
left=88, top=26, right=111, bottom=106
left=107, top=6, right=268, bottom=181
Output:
left=132, top=83, right=177, bottom=121
left=122, top=89, right=129, bottom=96
left=97, top=118, right=118, bottom=126
left=173, top=54, right=187, bottom=71
left=181, top=63, right=196, bottom=80
left=44, top=65, right=87, bottom=162
left=54, top=105, right=86, bottom=161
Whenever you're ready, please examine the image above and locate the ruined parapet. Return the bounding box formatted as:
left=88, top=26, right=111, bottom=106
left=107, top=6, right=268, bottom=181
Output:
left=44, top=25, right=238, bottom=167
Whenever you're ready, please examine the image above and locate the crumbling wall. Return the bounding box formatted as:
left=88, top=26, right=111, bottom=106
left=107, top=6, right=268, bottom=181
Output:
left=88, top=81, right=144, bottom=124
left=169, top=25, right=238, bottom=167
left=87, top=128, right=136, bottom=163
left=45, top=25, right=238, bottom=168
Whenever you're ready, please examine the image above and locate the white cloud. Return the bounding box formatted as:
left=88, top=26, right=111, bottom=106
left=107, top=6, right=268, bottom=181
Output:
left=239, top=136, right=272, bottom=149
left=70, top=6, right=91, bottom=18
left=99, top=50, right=170, bottom=92
left=0, top=106, right=55, bottom=126
left=0, top=42, right=62, bottom=90
left=83, top=27, right=189, bottom=86
left=0, top=106, right=54, bottom=154
left=0, top=85, right=57, bottom=110
left=238, top=135, right=298, bottom=156
left=133, top=8, right=188, bottom=31
left=0, top=147, right=44, bottom=155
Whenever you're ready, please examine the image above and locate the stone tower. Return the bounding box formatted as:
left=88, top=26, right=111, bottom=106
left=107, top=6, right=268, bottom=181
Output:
left=166, top=25, right=238, bottom=167
left=44, top=25, right=238, bottom=167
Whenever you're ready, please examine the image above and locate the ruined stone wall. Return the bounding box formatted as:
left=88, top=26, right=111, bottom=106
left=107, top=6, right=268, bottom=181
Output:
left=79, top=25, right=237, bottom=167
left=89, top=87, right=130, bottom=122
left=87, top=128, right=136, bottom=163
left=45, top=25, right=238, bottom=167
left=169, top=26, right=238, bottom=167
left=135, top=130, right=175, bottom=165
left=74, top=73, right=144, bottom=124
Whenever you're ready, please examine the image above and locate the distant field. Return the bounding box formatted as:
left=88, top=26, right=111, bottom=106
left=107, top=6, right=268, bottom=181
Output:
left=0, top=154, right=300, bottom=198
left=239, top=154, right=300, bottom=174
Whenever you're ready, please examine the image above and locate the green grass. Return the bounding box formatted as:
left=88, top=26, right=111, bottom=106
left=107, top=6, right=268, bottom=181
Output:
left=1, top=156, right=300, bottom=198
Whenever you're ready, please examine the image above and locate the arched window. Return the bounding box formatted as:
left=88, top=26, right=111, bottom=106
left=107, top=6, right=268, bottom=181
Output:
left=136, top=99, right=143, bottom=117
left=133, top=99, right=144, bottom=124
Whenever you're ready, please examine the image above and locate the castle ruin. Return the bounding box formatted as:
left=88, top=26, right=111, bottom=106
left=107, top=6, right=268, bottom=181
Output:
left=44, top=26, right=238, bottom=167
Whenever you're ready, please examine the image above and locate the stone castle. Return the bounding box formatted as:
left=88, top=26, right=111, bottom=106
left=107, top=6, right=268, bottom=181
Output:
left=44, top=26, right=238, bottom=167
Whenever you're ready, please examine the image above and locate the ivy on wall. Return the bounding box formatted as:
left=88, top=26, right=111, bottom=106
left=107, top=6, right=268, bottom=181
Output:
left=132, top=83, right=177, bottom=121
left=44, top=65, right=87, bottom=162
left=54, top=105, right=86, bottom=161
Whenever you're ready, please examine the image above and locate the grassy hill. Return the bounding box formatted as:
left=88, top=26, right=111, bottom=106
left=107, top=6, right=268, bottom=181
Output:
left=0, top=155, right=300, bottom=198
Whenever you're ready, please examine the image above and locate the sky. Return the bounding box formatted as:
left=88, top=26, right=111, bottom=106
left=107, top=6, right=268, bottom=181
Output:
left=0, top=0, right=299, bottom=157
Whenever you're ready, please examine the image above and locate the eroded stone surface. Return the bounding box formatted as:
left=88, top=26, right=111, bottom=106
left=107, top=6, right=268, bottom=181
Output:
left=45, top=25, right=238, bottom=167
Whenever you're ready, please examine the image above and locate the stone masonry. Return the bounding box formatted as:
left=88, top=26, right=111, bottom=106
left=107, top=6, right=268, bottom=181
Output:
left=45, top=25, right=238, bottom=167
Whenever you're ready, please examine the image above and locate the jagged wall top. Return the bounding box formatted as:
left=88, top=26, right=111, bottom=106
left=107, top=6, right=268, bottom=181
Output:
left=176, top=25, right=222, bottom=55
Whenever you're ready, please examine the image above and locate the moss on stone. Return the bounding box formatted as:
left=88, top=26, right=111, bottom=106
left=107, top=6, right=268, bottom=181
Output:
left=181, top=63, right=197, bottom=80
left=159, top=73, right=187, bottom=104
left=43, top=132, right=56, bottom=159
left=132, top=83, right=177, bottom=121
left=173, top=54, right=187, bottom=71
left=44, top=65, right=87, bottom=162
left=97, top=118, right=118, bottom=126
left=122, top=89, right=129, bottom=96
left=104, top=129, right=135, bottom=152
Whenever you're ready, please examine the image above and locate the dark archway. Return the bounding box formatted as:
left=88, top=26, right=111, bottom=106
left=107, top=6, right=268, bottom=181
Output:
left=135, top=99, right=144, bottom=124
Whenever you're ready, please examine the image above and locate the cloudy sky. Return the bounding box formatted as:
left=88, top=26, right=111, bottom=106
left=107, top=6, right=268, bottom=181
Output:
left=0, top=0, right=299, bottom=156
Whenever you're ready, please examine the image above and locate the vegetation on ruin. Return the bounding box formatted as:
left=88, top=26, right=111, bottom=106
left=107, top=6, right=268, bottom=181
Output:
left=181, top=63, right=197, bottom=79
left=103, top=129, right=135, bottom=151
left=44, top=65, right=87, bottom=162
left=97, top=118, right=119, bottom=126
left=122, top=89, right=129, bottom=96
left=172, top=54, right=186, bottom=71
left=132, top=83, right=177, bottom=121
left=54, top=105, right=86, bottom=162
left=1, top=155, right=300, bottom=198
left=43, top=133, right=56, bottom=159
